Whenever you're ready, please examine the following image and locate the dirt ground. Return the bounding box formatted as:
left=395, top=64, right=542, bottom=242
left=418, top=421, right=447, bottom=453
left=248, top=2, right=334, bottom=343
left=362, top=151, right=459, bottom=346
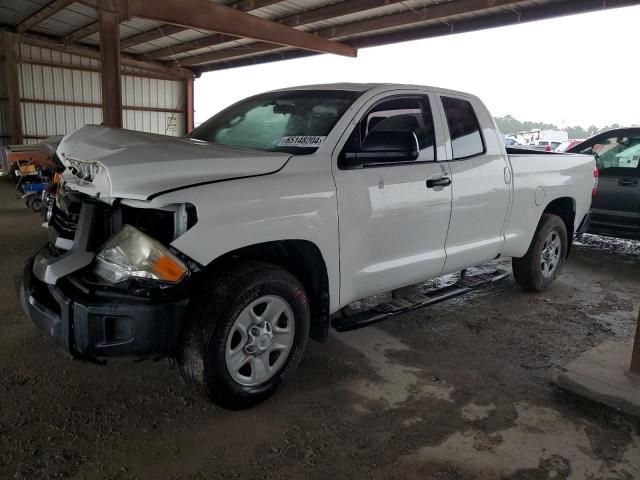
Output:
left=1, top=179, right=639, bottom=480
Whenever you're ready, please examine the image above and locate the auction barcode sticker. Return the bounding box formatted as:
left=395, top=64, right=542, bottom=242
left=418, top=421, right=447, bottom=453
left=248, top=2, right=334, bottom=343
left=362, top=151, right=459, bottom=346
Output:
left=277, top=136, right=326, bottom=147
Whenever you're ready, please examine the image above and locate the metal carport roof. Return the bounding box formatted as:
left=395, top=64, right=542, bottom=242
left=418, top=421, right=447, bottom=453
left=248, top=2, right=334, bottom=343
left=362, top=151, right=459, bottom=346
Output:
left=2, top=0, right=640, bottom=75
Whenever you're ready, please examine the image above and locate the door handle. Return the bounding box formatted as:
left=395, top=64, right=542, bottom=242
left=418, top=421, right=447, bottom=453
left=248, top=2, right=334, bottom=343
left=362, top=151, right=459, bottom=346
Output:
left=426, top=177, right=451, bottom=188
left=618, top=178, right=638, bottom=187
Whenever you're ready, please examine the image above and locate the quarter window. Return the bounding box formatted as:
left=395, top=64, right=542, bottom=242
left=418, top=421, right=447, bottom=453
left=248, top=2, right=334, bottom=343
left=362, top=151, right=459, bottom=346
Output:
left=442, top=97, right=484, bottom=159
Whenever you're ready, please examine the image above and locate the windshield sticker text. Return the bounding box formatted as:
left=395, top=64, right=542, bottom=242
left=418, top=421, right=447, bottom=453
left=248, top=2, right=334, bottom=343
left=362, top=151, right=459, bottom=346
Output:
left=277, top=136, right=326, bottom=147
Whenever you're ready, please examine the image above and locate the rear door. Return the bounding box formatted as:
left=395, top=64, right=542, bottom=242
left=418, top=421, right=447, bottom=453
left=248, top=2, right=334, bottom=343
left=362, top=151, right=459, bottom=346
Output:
left=574, top=132, right=640, bottom=236
left=437, top=95, right=511, bottom=273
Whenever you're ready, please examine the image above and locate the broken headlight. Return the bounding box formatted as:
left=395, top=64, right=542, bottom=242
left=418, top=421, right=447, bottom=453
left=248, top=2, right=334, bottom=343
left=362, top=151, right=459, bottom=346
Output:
left=95, top=225, right=187, bottom=283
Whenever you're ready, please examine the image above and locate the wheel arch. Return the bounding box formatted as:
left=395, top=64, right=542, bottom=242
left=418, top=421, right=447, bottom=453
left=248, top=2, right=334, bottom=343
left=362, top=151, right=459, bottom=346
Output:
left=202, top=240, right=331, bottom=342
left=541, top=196, right=576, bottom=256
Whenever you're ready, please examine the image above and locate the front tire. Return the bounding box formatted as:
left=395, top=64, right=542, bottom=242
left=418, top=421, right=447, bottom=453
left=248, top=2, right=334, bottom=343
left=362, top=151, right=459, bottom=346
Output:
left=178, top=262, right=310, bottom=409
left=512, top=213, right=568, bottom=292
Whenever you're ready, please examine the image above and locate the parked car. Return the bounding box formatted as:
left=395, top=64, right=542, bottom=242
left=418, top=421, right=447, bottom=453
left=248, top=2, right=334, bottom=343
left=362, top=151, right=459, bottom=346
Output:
left=568, top=128, right=640, bottom=240
left=556, top=139, right=586, bottom=153
left=503, top=136, right=523, bottom=147
left=19, top=84, right=594, bottom=408
left=526, top=140, right=562, bottom=152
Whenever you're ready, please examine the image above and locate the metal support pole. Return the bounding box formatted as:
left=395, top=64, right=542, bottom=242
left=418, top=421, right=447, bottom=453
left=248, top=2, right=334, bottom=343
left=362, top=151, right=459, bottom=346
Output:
left=99, top=0, right=122, bottom=128
left=630, top=308, right=640, bottom=374
left=185, top=76, right=194, bottom=133
left=1, top=32, right=24, bottom=144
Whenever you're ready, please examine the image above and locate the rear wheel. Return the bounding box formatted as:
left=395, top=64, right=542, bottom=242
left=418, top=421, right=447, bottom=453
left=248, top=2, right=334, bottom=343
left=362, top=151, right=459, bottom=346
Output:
left=178, top=262, right=310, bottom=409
left=512, top=213, right=568, bottom=292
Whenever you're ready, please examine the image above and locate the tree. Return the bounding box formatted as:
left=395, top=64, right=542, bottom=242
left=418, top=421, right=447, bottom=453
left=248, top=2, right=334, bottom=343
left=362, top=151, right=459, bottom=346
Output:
left=494, top=115, right=559, bottom=135
left=494, top=115, right=606, bottom=139
left=566, top=126, right=590, bottom=139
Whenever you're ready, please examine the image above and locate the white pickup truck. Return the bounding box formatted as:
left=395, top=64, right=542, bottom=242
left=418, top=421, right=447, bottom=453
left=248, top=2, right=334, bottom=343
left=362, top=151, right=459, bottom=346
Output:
left=20, top=83, right=595, bottom=408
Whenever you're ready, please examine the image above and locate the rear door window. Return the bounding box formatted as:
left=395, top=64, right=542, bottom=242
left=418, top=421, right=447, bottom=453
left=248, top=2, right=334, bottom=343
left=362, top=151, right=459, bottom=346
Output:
left=441, top=97, right=485, bottom=159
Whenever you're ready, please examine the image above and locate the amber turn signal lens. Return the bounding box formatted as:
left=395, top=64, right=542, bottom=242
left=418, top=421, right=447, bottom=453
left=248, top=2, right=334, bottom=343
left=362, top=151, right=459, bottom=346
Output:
left=154, top=255, right=187, bottom=282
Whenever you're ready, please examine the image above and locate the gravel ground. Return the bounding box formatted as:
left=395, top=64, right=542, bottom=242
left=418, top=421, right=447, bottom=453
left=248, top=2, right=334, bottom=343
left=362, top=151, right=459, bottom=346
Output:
left=1, top=179, right=639, bottom=480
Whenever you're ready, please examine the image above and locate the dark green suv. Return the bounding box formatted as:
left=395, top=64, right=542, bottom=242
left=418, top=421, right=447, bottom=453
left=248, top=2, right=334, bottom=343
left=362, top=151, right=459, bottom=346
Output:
left=569, top=128, right=640, bottom=240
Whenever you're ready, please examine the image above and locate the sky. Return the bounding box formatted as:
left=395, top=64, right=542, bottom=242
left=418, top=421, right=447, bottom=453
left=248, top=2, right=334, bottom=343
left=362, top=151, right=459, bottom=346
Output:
left=194, top=5, right=640, bottom=129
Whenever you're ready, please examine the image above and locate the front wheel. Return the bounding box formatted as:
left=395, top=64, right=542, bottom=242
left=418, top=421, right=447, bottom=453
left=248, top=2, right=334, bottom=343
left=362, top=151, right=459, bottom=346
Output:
left=178, top=262, right=310, bottom=409
left=512, top=213, right=568, bottom=292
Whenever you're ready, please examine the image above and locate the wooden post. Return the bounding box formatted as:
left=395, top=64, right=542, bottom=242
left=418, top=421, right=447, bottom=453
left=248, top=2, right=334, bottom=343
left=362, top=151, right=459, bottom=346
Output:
left=185, top=76, right=194, bottom=133
left=631, top=308, right=640, bottom=374
left=99, top=0, right=122, bottom=128
left=1, top=32, right=23, bottom=144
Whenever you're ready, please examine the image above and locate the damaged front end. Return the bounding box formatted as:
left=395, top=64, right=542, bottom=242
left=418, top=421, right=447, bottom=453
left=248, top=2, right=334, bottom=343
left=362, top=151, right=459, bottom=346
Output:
left=19, top=181, right=199, bottom=362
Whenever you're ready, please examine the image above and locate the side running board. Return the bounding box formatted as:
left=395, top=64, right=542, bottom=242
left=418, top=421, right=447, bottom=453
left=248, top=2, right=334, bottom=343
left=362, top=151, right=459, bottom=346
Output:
left=332, top=269, right=510, bottom=333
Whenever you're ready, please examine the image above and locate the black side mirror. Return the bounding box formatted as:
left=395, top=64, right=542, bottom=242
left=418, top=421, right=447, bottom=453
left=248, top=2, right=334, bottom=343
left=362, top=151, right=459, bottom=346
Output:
left=344, top=131, right=420, bottom=168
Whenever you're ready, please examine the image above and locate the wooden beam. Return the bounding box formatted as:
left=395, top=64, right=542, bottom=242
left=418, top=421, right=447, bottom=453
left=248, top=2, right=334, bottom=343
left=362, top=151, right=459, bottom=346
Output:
left=314, top=0, right=529, bottom=40
left=126, top=0, right=356, bottom=57
left=179, top=43, right=281, bottom=66
left=278, top=0, right=406, bottom=28
left=0, top=32, right=23, bottom=144
left=99, top=0, right=122, bottom=128
left=131, top=0, right=283, bottom=56
left=140, top=33, right=236, bottom=61
left=180, top=0, right=526, bottom=66
left=229, top=0, right=285, bottom=11
left=17, top=0, right=77, bottom=33
left=18, top=58, right=185, bottom=81
left=20, top=98, right=186, bottom=113
left=120, top=24, right=186, bottom=50
left=62, top=20, right=102, bottom=44
left=185, top=77, right=194, bottom=133
left=62, top=13, right=129, bottom=44
left=21, top=34, right=193, bottom=79
left=143, top=0, right=402, bottom=61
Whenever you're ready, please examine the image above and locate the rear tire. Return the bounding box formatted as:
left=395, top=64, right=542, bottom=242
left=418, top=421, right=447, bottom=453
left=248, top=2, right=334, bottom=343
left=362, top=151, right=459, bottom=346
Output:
left=512, top=213, right=568, bottom=292
left=178, top=262, right=310, bottom=409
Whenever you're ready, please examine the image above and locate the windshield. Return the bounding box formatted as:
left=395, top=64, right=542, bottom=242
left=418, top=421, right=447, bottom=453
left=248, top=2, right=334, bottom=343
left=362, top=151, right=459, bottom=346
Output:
left=188, top=90, right=362, bottom=155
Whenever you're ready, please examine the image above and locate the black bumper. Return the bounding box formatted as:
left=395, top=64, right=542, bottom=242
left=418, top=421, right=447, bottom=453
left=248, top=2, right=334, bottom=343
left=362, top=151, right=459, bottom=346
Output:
left=20, top=255, right=188, bottom=359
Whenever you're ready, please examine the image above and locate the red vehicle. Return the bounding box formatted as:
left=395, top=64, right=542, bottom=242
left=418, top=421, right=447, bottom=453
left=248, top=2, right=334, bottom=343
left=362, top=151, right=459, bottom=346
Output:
left=555, top=139, right=586, bottom=152
left=0, top=136, right=62, bottom=179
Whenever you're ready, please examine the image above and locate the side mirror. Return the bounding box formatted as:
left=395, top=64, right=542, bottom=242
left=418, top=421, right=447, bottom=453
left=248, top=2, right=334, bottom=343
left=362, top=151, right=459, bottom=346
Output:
left=344, top=131, right=419, bottom=168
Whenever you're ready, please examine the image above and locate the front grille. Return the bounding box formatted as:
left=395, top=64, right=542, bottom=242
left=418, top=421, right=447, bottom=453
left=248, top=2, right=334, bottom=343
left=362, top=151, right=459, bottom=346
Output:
left=51, top=204, right=79, bottom=240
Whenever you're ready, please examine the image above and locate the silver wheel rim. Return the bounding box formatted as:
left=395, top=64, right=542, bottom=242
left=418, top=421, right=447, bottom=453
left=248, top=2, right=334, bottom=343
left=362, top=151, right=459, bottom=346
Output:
left=540, top=230, right=562, bottom=279
left=225, top=295, right=295, bottom=387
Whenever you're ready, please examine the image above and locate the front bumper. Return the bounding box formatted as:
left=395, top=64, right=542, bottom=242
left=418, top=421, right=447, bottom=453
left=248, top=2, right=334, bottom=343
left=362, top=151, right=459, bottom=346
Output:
left=20, top=252, right=188, bottom=360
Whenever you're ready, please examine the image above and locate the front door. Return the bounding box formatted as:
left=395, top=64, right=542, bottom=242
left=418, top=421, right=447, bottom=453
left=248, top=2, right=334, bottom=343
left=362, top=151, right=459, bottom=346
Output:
left=333, top=93, right=452, bottom=306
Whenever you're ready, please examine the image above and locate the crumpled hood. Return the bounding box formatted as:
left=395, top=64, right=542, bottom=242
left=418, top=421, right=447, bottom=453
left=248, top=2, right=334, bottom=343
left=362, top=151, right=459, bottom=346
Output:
left=57, top=125, right=291, bottom=201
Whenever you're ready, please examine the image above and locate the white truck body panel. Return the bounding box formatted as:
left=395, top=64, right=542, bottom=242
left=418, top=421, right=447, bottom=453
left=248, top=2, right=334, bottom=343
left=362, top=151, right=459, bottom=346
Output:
left=56, top=83, right=594, bottom=313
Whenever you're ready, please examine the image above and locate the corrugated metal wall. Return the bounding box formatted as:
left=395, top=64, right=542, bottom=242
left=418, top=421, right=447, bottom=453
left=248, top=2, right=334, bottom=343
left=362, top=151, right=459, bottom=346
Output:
left=17, top=44, right=185, bottom=144
left=122, top=75, right=185, bottom=136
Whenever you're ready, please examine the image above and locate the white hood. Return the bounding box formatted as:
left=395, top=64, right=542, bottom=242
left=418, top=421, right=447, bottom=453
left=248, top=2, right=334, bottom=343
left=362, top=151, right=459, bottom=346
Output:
left=57, top=125, right=291, bottom=201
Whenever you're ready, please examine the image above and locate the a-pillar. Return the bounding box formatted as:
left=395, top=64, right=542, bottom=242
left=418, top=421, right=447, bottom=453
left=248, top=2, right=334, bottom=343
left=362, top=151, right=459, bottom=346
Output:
left=99, top=0, right=122, bottom=128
